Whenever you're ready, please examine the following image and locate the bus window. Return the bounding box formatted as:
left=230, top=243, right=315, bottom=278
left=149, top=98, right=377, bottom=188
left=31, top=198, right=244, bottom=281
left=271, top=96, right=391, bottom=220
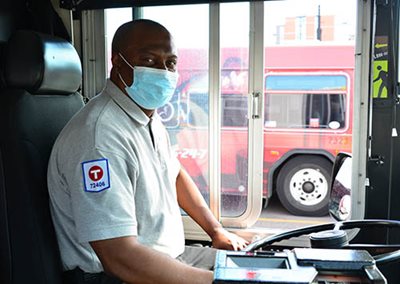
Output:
left=221, top=95, right=248, bottom=127
left=104, top=0, right=357, bottom=233
left=265, top=93, right=305, bottom=128
left=307, top=93, right=346, bottom=129
left=265, top=74, right=349, bottom=129
left=262, top=0, right=355, bottom=219
left=219, top=2, right=250, bottom=217
left=187, top=92, right=208, bottom=128
left=141, top=3, right=251, bottom=218
left=105, top=8, right=133, bottom=74
left=141, top=5, right=211, bottom=210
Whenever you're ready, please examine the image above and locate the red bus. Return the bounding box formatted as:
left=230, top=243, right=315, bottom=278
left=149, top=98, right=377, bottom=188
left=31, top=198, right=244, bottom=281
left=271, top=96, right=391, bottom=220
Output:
left=158, top=45, right=354, bottom=216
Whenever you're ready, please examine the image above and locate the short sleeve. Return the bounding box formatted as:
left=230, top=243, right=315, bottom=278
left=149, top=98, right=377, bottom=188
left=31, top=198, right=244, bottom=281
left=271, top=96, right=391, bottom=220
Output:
left=68, top=148, right=138, bottom=243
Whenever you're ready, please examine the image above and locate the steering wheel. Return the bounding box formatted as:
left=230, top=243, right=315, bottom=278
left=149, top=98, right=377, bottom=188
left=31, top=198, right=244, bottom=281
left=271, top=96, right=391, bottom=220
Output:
left=245, top=219, right=400, bottom=265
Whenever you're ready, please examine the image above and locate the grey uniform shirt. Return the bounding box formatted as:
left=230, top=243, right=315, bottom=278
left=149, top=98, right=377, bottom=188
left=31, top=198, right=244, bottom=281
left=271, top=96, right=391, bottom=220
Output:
left=48, top=79, right=185, bottom=273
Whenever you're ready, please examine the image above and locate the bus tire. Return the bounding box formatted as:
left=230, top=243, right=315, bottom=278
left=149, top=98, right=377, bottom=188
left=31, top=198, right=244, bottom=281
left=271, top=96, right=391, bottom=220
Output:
left=276, top=155, right=332, bottom=216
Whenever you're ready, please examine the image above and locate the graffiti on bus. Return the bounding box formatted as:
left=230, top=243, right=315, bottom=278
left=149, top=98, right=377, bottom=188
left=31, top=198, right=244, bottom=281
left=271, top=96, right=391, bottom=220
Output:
left=158, top=45, right=354, bottom=216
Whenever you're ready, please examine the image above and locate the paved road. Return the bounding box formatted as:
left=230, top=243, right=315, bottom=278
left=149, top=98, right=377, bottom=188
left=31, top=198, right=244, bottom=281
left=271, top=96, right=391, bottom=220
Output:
left=221, top=194, right=332, bottom=233
left=232, top=196, right=334, bottom=246
left=254, top=195, right=332, bottom=231
left=222, top=195, right=333, bottom=246
left=221, top=194, right=333, bottom=244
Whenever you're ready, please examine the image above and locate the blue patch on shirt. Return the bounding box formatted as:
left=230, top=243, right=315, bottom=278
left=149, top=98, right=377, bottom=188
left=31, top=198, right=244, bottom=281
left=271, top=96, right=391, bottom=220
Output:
left=82, top=158, right=111, bottom=192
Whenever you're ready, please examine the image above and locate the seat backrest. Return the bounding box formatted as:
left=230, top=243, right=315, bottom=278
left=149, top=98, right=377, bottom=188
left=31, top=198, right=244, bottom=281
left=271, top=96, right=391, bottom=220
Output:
left=0, top=30, right=84, bottom=284
left=0, top=41, right=6, bottom=87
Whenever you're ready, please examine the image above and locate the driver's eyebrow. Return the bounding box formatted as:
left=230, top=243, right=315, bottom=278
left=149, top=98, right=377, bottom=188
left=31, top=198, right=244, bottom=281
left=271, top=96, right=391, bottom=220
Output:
left=136, top=45, right=177, bottom=56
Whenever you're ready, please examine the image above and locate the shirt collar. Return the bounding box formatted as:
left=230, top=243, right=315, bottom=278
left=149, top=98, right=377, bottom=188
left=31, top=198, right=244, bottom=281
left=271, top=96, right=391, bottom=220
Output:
left=104, top=79, right=151, bottom=126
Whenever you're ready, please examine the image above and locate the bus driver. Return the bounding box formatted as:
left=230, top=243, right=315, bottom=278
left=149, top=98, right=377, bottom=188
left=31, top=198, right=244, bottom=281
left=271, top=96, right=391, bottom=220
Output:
left=47, top=19, right=248, bottom=284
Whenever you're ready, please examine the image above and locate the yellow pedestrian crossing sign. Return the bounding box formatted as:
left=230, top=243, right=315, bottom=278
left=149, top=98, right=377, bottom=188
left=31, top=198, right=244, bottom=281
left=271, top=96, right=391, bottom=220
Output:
left=373, top=60, right=388, bottom=99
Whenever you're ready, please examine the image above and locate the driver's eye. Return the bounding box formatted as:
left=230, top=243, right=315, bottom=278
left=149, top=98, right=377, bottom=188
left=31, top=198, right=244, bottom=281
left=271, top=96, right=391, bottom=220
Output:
left=144, top=58, right=154, bottom=65
left=167, top=60, right=177, bottom=72
left=167, top=66, right=176, bottom=72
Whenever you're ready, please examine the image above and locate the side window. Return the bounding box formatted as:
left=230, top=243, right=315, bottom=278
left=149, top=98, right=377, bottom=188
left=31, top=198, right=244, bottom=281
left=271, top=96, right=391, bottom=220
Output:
left=265, top=94, right=305, bottom=128
left=264, top=74, right=348, bottom=130
left=306, top=94, right=346, bottom=129
left=329, top=94, right=346, bottom=128
left=221, top=95, right=248, bottom=127
left=105, top=8, right=133, bottom=75
left=188, top=92, right=209, bottom=128
left=141, top=5, right=212, bottom=210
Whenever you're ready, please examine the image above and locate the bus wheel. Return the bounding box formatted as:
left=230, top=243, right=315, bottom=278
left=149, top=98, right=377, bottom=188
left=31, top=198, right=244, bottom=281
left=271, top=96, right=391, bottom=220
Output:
left=276, top=156, right=332, bottom=216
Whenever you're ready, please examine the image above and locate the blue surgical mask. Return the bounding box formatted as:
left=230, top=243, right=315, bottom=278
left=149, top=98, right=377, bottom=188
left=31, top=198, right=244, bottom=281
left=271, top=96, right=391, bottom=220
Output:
left=118, top=53, right=179, bottom=110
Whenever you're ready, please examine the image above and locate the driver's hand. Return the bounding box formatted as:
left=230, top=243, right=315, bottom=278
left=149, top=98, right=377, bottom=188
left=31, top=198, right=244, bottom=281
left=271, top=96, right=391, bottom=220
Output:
left=211, top=228, right=249, bottom=251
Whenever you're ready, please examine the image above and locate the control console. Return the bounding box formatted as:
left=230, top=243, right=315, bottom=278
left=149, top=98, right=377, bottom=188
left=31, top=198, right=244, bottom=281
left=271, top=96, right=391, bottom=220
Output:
left=213, top=248, right=386, bottom=283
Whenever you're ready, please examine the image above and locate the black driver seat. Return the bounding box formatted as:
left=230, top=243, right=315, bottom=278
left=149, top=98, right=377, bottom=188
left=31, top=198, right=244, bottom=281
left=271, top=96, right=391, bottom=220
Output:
left=0, top=30, right=84, bottom=284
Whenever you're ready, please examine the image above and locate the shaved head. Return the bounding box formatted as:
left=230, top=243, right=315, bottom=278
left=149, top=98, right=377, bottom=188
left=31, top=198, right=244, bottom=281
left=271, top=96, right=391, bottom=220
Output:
left=112, top=19, right=170, bottom=55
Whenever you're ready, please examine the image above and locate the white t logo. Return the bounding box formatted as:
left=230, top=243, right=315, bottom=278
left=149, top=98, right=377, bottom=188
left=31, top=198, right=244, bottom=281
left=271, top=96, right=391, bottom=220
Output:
left=88, top=165, right=103, bottom=181
left=91, top=169, right=100, bottom=179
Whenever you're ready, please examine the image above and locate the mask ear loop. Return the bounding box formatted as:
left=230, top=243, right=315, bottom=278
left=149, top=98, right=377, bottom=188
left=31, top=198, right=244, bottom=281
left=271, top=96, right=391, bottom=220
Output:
left=119, top=53, right=135, bottom=69
left=118, top=73, right=129, bottom=88
left=117, top=53, right=135, bottom=87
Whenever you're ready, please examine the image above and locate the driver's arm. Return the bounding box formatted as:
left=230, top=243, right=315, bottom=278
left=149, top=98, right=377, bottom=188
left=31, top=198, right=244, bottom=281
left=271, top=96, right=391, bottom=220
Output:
left=90, top=236, right=213, bottom=284
left=176, top=167, right=248, bottom=250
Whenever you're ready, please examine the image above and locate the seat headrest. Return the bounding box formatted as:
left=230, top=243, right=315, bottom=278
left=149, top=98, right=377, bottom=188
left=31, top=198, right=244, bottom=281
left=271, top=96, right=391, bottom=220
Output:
left=3, top=30, right=82, bottom=94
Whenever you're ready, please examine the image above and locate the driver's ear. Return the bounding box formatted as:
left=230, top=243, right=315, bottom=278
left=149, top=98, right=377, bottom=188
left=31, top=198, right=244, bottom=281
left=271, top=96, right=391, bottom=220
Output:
left=111, top=52, right=122, bottom=69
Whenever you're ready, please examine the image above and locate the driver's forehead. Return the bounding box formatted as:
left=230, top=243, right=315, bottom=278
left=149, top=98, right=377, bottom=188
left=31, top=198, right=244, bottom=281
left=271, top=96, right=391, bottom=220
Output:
left=124, top=27, right=176, bottom=58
